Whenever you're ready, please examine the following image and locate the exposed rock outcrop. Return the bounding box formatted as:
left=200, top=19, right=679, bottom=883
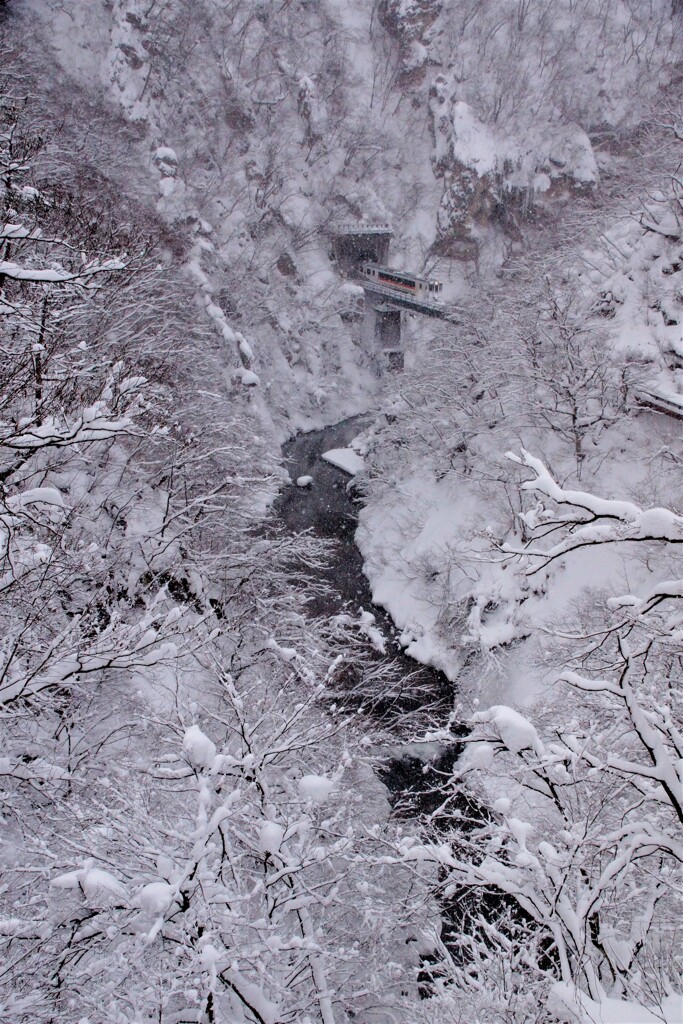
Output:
left=429, top=75, right=599, bottom=261
left=378, top=0, right=442, bottom=85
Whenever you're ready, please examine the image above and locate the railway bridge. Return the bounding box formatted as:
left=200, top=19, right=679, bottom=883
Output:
left=330, top=221, right=461, bottom=369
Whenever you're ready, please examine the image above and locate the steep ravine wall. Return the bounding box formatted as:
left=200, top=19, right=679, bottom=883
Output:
left=15, top=0, right=681, bottom=440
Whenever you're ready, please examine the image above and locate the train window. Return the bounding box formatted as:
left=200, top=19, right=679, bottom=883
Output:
left=381, top=271, right=412, bottom=287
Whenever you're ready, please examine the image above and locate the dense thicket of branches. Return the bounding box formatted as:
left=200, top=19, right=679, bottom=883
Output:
left=0, top=48, right=426, bottom=1024
left=359, top=116, right=683, bottom=1024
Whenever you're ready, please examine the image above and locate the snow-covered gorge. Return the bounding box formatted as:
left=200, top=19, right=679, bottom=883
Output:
left=15, top=0, right=680, bottom=431
left=2, top=0, right=683, bottom=1021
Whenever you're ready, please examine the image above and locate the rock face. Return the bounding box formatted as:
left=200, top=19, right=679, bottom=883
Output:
left=378, top=0, right=677, bottom=264
left=429, top=75, right=599, bottom=261
left=22, top=0, right=681, bottom=346
left=378, top=0, right=443, bottom=85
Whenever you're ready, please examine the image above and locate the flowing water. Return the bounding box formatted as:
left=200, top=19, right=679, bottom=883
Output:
left=275, top=415, right=498, bottom=985
left=274, top=413, right=465, bottom=811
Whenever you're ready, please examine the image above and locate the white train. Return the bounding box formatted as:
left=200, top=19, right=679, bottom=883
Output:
left=359, top=262, right=443, bottom=301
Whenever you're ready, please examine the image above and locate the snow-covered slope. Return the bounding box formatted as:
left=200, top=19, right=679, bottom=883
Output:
left=13, top=0, right=682, bottom=436
left=357, top=184, right=683, bottom=702
left=3, top=2, right=683, bottom=1020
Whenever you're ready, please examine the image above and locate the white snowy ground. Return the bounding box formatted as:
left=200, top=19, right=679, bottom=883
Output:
left=356, top=208, right=683, bottom=708
left=549, top=982, right=683, bottom=1024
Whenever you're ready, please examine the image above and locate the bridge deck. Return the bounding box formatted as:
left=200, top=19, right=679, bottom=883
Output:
left=354, top=275, right=459, bottom=319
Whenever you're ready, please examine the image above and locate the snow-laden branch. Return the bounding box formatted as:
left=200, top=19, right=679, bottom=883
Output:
left=1, top=404, right=137, bottom=452
left=504, top=449, right=683, bottom=571
left=0, top=256, right=126, bottom=286
left=1, top=223, right=32, bottom=241
left=0, top=612, right=187, bottom=705
left=562, top=664, right=683, bottom=826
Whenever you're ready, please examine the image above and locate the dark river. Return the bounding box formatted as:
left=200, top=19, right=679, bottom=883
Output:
left=274, top=413, right=465, bottom=812
left=275, top=415, right=492, bottom=984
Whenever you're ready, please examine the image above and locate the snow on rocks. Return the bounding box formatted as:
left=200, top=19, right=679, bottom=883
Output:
left=296, top=475, right=313, bottom=487
left=357, top=610, right=386, bottom=653
left=187, top=247, right=261, bottom=383
left=339, top=281, right=365, bottom=298
left=237, top=368, right=260, bottom=386
left=321, top=447, right=365, bottom=476
left=443, top=100, right=500, bottom=176
left=154, top=146, right=178, bottom=176
left=239, top=336, right=254, bottom=362
left=333, top=609, right=387, bottom=653
left=429, top=74, right=599, bottom=258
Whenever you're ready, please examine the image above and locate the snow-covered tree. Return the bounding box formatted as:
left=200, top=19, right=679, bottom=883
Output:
left=407, top=451, right=682, bottom=1024
left=0, top=70, right=427, bottom=1023
left=507, top=290, right=635, bottom=478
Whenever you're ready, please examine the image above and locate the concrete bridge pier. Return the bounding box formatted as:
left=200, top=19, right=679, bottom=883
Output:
left=358, top=293, right=405, bottom=372
left=373, top=302, right=404, bottom=371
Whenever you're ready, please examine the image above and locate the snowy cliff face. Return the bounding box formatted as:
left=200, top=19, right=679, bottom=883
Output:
left=378, top=0, right=443, bottom=85
left=382, top=0, right=679, bottom=265
left=15, top=0, right=440, bottom=434
left=14, top=0, right=681, bottom=434
left=429, top=84, right=599, bottom=260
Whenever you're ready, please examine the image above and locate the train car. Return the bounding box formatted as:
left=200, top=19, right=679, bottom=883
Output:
left=359, top=262, right=443, bottom=301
